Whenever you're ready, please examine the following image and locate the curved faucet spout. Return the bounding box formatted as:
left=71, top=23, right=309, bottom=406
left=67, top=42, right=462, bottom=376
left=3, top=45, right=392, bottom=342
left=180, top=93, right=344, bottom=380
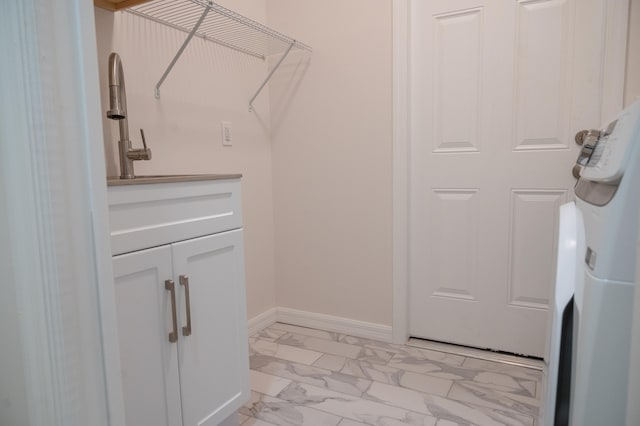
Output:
left=105, top=52, right=150, bottom=179
left=107, top=53, right=128, bottom=139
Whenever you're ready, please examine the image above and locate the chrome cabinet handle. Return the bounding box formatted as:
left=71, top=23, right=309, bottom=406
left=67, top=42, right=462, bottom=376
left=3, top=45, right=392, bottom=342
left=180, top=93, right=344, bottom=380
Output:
left=165, top=280, right=178, bottom=343
left=180, top=275, right=192, bottom=337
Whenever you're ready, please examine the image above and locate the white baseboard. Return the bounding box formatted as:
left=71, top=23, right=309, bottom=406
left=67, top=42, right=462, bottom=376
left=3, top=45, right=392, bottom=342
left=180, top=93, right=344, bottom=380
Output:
left=247, top=307, right=393, bottom=343
left=247, top=307, right=277, bottom=337
left=276, top=307, right=393, bottom=343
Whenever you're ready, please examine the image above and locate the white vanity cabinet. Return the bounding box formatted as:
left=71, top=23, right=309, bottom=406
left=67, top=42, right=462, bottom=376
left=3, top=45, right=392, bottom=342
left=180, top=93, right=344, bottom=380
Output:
left=108, top=176, right=249, bottom=426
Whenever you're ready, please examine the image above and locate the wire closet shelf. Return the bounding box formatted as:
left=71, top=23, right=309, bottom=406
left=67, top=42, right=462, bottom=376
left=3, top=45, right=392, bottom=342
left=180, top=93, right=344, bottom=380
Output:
left=127, top=0, right=312, bottom=108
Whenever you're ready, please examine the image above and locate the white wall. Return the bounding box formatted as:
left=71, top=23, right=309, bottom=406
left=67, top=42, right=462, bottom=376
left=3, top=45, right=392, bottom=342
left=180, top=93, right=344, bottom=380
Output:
left=267, top=0, right=394, bottom=326
left=94, top=1, right=276, bottom=320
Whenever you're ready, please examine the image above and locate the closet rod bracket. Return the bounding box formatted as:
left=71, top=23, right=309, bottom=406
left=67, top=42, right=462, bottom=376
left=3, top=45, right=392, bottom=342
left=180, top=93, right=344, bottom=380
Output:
left=248, top=41, right=295, bottom=112
left=154, top=2, right=212, bottom=99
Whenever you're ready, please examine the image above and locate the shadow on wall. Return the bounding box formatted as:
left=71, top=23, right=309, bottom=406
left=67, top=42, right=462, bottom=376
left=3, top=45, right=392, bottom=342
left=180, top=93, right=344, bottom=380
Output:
left=268, top=53, right=312, bottom=139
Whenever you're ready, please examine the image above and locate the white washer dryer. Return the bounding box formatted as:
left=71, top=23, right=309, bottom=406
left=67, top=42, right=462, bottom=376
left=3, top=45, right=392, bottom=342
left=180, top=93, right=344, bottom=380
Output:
left=543, top=100, right=640, bottom=425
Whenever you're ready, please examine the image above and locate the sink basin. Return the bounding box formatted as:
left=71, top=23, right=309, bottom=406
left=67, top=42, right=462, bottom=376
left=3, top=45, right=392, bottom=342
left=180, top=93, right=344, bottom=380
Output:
left=107, top=173, right=242, bottom=186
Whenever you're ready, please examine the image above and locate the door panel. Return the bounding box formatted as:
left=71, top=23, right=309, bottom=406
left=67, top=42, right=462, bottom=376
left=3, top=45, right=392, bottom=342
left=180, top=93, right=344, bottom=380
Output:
left=171, top=229, right=249, bottom=426
left=429, top=189, right=479, bottom=301
left=508, top=190, right=567, bottom=309
left=514, top=0, right=574, bottom=151
left=409, top=0, right=604, bottom=356
left=112, top=245, right=182, bottom=426
left=433, top=8, right=482, bottom=153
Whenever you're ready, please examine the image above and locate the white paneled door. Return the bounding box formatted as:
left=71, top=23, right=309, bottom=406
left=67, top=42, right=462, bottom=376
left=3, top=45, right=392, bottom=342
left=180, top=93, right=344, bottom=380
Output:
left=409, top=0, right=607, bottom=356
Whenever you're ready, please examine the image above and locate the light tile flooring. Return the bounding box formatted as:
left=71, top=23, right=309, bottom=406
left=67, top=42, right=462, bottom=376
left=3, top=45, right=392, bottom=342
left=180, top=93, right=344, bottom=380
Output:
left=239, top=323, right=542, bottom=426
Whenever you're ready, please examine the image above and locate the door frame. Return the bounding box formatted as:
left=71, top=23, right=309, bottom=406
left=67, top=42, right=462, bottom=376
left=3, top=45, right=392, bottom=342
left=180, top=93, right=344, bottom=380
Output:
left=392, top=0, right=631, bottom=344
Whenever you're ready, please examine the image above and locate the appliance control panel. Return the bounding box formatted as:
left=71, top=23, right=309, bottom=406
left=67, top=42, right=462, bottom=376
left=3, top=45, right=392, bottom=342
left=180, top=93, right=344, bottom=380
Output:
left=575, top=100, right=640, bottom=183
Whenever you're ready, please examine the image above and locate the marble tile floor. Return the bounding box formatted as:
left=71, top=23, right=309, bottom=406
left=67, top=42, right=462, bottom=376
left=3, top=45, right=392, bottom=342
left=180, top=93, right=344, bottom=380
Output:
left=239, top=323, right=543, bottom=426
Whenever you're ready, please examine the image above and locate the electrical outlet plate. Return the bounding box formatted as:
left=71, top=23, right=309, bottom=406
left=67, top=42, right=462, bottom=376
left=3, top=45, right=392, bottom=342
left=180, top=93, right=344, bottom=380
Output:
left=221, top=121, right=232, bottom=146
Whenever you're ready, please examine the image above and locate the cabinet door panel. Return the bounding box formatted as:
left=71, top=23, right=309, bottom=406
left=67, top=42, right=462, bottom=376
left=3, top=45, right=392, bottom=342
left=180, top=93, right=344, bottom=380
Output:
left=172, top=229, right=249, bottom=426
left=113, top=246, right=182, bottom=426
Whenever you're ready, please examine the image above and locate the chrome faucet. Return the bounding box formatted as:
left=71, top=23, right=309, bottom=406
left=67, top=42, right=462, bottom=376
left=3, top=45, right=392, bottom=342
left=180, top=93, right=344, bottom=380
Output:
left=106, top=52, right=151, bottom=179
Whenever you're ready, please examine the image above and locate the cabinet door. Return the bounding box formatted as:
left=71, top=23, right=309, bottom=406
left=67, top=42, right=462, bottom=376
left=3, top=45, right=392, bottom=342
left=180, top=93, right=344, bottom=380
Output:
left=112, top=246, right=183, bottom=426
left=171, top=229, right=250, bottom=426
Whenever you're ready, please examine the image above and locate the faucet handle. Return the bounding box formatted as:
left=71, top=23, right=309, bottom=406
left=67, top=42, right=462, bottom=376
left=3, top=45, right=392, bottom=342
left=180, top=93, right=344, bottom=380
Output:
left=140, top=128, right=149, bottom=150
left=127, top=128, right=152, bottom=161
